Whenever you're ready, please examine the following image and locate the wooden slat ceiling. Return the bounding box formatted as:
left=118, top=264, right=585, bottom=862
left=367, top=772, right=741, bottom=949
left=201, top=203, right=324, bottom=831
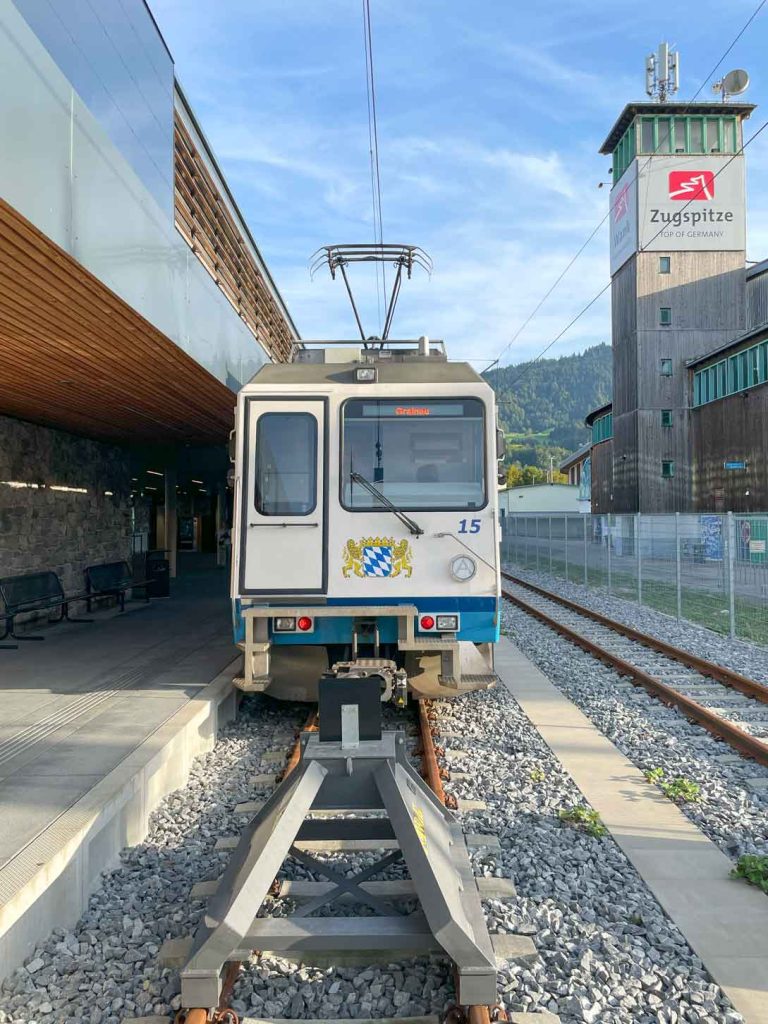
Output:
left=0, top=197, right=238, bottom=445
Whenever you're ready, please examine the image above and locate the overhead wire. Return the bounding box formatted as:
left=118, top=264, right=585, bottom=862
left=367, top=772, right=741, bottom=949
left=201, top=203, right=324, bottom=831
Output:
left=362, top=0, right=386, bottom=335
left=483, top=0, right=767, bottom=375
left=499, top=117, right=768, bottom=398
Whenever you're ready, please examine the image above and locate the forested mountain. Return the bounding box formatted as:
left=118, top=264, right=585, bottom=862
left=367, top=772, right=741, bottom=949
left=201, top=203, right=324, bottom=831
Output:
left=484, top=343, right=612, bottom=454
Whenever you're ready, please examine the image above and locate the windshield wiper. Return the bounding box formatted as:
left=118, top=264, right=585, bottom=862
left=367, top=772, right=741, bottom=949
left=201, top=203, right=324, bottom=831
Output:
left=350, top=471, right=424, bottom=537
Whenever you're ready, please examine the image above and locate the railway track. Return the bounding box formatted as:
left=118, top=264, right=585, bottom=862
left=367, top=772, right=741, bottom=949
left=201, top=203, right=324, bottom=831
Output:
left=501, top=570, right=768, bottom=767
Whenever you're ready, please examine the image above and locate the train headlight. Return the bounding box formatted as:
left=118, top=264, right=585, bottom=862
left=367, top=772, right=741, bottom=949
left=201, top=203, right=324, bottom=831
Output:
left=274, top=617, right=296, bottom=631
left=355, top=366, right=377, bottom=383
left=436, top=614, right=459, bottom=632
left=450, top=555, right=476, bottom=582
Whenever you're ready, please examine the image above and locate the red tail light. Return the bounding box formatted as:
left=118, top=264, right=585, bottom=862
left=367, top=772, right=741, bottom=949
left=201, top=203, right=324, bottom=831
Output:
left=297, top=616, right=313, bottom=631
left=420, top=615, right=435, bottom=630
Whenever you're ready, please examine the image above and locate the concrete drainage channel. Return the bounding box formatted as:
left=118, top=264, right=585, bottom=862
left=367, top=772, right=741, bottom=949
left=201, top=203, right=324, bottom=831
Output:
left=0, top=663, right=758, bottom=1024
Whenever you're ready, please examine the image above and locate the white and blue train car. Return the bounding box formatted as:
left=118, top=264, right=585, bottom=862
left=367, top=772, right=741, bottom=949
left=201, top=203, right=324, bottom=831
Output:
left=230, top=339, right=502, bottom=702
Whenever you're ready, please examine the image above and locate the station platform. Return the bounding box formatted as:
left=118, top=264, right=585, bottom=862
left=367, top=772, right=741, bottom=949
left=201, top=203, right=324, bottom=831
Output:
left=0, top=554, right=240, bottom=979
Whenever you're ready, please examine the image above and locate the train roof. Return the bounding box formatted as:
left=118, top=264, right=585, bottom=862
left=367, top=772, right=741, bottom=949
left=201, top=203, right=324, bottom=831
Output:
left=246, top=360, right=486, bottom=387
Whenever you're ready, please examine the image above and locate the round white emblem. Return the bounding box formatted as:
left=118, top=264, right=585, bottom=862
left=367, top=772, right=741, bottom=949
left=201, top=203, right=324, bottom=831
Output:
left=450, top=555, right=476, bottom=582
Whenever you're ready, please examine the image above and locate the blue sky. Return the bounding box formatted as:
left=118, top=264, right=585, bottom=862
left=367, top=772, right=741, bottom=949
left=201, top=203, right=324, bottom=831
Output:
left=152, top=0, right=768, bottom=367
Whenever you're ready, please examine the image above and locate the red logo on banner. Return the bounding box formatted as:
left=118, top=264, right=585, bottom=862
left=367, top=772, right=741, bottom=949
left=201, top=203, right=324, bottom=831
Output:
left=668, top=171, right=715, bottom=201
left=613, top=182, right=630, bottom=221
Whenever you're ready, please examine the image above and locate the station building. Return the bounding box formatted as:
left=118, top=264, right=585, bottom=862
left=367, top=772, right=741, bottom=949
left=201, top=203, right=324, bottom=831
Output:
left=0, top=0, right=298, bottom=591
left=584, top=89, right=768, bottom=514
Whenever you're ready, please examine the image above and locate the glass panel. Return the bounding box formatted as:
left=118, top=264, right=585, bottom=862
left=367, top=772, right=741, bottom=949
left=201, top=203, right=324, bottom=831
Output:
left=660, top=307, right=672, bottom=325
left=718, top=361, right=727, bottom=397
left=674, top=117, right=687, bottom=153
left=722, top=118, right=735, bottom=153
left=657, top=117, right=672, bottom=153
left=689, top=118, right=703, bottom=152
left=255, top=412, right=317, bottom=516
left=707, top=118, right=721, bottom=153
left=761, top=343, right=768, bottom=383
left=661, top=409, right=673, bottom=426
left=342, top=397, right=486, bottom=511
left=661, top=358, right=673, bottom=375
left=730, top=355, right=738, bottom=392
left=659, top=256, right=671, bottom=274
left=641, top=118, right=654, bottom=153
left=750, top=347, right=759, bottom=386
left=739, top=351, right=748, bottom=389
left=693, top=373, right=701, bottom=407
left=662, top=461, right=675, bottom=478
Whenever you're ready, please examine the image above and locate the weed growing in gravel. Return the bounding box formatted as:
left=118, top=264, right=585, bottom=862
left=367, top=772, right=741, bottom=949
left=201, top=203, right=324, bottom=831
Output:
left=558, top=805, right=607, bottom=838
left=644, top=767, right=701, bottom=803
left=529, top=766, right=545, bottom=783
left=731, top=854, right=768, bottom=893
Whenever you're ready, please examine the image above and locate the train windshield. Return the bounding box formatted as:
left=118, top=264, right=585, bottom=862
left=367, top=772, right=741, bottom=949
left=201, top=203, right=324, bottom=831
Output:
left=342, top=398, right=486, bottom=511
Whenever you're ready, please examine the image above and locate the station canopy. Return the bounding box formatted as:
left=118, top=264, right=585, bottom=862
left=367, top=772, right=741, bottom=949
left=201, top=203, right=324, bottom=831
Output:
left=0, top=198, right=237, bottom=445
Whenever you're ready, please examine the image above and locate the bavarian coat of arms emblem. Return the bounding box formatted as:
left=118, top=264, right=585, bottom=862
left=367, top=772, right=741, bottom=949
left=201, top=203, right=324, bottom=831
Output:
left=342, top=537, right=413, bottom=578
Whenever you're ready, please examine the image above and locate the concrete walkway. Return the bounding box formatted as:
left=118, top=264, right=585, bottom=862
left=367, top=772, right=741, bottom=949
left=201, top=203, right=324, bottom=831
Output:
left=496, top=637, right=768, bottom=1024
left=0, top=554, right=235, bottom=886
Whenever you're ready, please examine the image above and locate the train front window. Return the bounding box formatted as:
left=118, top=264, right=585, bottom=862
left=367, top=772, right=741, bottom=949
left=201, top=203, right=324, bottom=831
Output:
left=342, top=398, right=486, bottom=511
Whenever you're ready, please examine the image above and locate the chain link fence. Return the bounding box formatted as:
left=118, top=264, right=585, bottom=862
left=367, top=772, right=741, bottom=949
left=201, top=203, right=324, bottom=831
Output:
left=501, top=512, right=768, bottom=646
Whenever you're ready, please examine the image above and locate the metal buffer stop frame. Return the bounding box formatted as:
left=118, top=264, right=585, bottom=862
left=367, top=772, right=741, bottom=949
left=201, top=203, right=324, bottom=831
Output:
left=178, top=675, right=497, bottom=1011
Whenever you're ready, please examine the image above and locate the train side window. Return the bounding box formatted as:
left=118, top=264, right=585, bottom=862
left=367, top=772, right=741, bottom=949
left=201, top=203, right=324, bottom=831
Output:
left=254, top=412, right=317, bottom=516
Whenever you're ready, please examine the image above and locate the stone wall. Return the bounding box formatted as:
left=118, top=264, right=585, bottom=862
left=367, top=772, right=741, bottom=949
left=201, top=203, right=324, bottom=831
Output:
left=0, top=415, right=132, bottom=595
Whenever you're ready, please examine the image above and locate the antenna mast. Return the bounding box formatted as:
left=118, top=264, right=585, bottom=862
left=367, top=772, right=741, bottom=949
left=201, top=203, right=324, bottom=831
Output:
left=645, top=42, right=680, bottom=102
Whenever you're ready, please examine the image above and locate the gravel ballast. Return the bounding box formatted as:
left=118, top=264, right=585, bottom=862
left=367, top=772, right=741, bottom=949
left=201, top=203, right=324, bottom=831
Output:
left=0, top=682, right=747, bottom=1024
left=503, top=567, right=768, bottom=685
left=501, top=579, right=768, bottom=863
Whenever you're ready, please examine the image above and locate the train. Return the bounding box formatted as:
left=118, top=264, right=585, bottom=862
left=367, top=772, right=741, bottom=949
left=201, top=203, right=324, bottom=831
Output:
left=229, top=336, right=504, bottom=703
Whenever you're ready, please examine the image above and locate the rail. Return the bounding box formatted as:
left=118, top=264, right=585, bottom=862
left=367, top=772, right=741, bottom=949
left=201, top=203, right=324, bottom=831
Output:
left=501, top=571, right=768, bottom=704
left=501, top=573, right=768, bottom=768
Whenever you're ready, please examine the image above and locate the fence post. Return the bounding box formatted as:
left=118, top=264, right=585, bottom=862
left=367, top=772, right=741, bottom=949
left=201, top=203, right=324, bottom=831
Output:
left=675, top=512, right=681, bottom=621
left=564, top=517, right=569, bottom=581
left=727, top=511, right=736, bottom=639
left=536, top=518, right=540, bottom=573
left=583, top=514, right=588, bottom=586
left=607, top=516, right=612, bottom=594
left=549, top=515, right=553, bottom=576
left=637, top=512, right=643, bottom=606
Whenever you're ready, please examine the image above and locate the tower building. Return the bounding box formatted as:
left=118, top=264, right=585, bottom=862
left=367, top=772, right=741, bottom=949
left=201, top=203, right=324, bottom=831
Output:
left=599, top=45, right=754, bottom=512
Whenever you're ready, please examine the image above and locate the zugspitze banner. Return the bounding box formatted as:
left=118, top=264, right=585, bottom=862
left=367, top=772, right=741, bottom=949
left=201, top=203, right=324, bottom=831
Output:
left=609, top=154, right=745, bottom=274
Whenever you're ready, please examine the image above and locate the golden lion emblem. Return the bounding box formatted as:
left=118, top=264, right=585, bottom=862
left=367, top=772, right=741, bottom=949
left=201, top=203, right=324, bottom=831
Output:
left=342, top=537, right=413, bottom=578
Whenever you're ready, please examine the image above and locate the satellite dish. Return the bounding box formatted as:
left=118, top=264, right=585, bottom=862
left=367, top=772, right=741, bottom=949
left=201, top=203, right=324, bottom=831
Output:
left=723, top=69, right=749, bottom=95
left=713, top=69, right=750, bottom=100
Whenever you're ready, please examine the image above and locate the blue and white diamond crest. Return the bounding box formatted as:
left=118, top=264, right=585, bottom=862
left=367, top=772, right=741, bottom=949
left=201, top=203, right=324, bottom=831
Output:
left=362, top=545, right=393, bottom=577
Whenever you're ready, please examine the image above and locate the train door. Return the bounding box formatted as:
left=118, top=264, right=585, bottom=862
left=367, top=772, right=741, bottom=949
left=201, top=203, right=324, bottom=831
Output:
left=240, top=398, right=326, bottom=594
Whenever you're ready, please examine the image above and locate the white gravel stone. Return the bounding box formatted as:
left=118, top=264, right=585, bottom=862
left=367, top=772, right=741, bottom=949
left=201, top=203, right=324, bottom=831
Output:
left=0, top=673, right=747, bottom=1023
left=502, top=566, right=768, bottom=863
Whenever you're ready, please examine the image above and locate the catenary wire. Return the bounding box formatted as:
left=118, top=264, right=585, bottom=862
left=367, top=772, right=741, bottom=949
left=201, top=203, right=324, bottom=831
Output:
left=483, top=0, right=767, bottom=374
left=362, top=0, right=386, bottom=333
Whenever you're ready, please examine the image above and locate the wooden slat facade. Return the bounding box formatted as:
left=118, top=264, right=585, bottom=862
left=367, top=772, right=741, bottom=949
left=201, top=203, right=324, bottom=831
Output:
left=691, top=384, right=768, bottom=512
left=173, top=114, right=295, bottom=365
left=0, top=197, right=236, bottom=445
